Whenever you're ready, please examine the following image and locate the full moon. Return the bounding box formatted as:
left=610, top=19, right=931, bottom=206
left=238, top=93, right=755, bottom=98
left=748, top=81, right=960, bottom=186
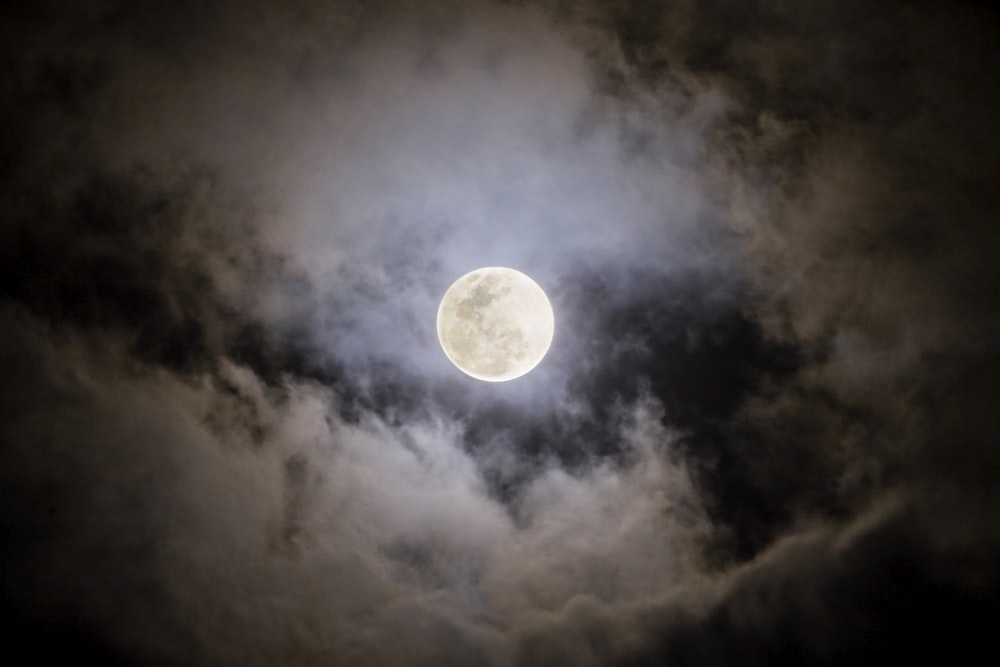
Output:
left=437, top=267, right=555, bottom=382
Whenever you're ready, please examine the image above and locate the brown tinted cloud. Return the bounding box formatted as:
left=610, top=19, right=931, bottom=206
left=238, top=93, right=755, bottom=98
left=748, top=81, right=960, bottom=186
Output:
left=2, top=0, right=998, bottom=664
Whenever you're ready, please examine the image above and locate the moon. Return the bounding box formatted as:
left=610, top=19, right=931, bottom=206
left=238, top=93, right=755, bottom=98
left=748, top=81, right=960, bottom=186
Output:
left=437, top=267, right=555, bottom=382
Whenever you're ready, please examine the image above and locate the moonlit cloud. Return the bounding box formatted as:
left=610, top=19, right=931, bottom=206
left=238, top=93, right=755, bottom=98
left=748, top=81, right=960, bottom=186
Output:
left=2, top=0, right=999, bottom=663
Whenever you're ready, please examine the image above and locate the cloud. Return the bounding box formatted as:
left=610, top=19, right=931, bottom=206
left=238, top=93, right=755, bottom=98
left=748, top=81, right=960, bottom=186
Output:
left=2, top=0, right=999, bottom=663
left=0, top=305, right=710, bottom=664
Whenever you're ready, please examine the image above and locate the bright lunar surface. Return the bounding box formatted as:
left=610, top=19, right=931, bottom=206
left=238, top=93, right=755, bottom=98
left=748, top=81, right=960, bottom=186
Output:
left=437, top=267, right=555, bottom=382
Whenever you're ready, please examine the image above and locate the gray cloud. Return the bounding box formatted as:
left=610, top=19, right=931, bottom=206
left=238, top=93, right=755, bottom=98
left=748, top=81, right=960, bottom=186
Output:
left=2, top=0, right=999, bottom=663
left=1, top=309, right=708, bottom=664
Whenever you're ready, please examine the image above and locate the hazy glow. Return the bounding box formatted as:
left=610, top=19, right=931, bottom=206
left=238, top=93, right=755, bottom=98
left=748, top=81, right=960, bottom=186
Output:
left=437, top=267, right=555, bottom=382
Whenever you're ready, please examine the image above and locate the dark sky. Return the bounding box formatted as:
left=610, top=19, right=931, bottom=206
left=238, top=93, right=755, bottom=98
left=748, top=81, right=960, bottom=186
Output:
left=2, top=0, right=999, bottom=664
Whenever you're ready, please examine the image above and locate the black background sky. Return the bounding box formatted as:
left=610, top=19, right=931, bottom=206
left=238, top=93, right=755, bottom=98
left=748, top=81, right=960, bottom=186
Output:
left=2, top=0, right=999, bottom=664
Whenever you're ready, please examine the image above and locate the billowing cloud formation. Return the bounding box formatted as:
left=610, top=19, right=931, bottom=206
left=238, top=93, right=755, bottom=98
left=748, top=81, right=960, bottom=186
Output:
left=2, top=0, right=999, bottom=664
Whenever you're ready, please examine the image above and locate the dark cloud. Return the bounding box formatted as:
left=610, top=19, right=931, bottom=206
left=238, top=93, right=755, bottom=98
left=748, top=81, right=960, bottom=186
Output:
left=2, top=0, right=999, bottom=663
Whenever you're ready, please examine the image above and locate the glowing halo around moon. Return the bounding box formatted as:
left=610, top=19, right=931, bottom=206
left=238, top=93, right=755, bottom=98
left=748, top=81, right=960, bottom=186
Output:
left=437, top=267, right=555, bottom=382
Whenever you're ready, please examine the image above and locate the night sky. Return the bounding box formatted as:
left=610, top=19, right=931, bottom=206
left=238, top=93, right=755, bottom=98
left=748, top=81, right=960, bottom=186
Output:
left=3, top=1, right=1000, bottom=664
